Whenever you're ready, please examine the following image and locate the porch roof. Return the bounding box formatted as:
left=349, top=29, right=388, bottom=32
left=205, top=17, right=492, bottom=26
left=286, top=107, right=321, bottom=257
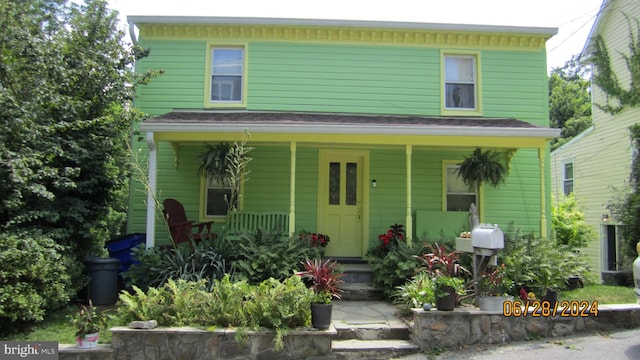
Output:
left=140, top=111, right=561, bottom=139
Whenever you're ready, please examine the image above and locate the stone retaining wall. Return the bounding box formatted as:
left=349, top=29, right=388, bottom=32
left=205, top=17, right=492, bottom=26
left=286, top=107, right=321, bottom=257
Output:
left=411, top=304, right=640, bottom=350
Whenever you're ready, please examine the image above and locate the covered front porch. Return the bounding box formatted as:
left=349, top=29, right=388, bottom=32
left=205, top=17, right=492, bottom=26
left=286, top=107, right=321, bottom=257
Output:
left=138, top=111, right=559, bottom=256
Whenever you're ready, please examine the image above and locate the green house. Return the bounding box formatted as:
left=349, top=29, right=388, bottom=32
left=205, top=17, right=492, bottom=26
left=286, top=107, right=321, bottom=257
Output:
left=127, top=16, right=560, bottom=258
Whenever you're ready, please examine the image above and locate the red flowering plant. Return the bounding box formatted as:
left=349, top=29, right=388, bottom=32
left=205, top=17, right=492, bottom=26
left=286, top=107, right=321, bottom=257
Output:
left=299, top=230, right=330, bottom=247
left=377, top=224, right=405, bottom=252
left=477, top=263, right=513, bottom=296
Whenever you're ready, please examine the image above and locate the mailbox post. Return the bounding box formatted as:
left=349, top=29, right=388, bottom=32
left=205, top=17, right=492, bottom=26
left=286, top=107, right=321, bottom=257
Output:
left=471, top=224, right=505, bottom=297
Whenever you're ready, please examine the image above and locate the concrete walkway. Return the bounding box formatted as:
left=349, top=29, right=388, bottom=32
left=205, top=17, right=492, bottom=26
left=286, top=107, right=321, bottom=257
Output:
left=333, top=301, right=640, bottom=360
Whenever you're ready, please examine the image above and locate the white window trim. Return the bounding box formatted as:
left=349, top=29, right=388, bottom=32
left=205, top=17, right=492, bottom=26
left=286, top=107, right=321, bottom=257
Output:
left=562, top=160, right=574, bottom=195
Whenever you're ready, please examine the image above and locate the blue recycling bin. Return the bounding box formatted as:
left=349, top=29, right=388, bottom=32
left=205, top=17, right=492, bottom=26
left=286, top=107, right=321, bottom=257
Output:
left=105, top=233, right=146, bottom=275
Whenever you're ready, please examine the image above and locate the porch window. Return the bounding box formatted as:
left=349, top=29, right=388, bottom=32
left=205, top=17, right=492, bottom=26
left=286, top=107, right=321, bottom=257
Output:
left=204, top=177, right=233, bottom=217
left=563, top=162, right=574, bottom=195
left=446, top=165, right=477, bottom=211
left=209, top=47, right=244, bottom=104
left=443, top=54, right=478, bottom=112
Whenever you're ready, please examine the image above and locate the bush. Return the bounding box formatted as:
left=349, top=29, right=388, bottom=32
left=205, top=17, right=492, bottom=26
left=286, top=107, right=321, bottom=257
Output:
left=122, top=244, right=168, bottom=291
left=0, top=231, right=73, bottom=326
left=114, top=275, right=313, bottom=350
left=367, top=240, right=424, bottom=298
left=552, top=194, right=596, bottom=249
left=392, top=271, right=435, bottom=309
left=233, top=230, right=317, bottom=284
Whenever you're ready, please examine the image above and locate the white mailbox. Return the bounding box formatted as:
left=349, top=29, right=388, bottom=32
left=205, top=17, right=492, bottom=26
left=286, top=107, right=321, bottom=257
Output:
left=471, top=224, right=504, bottom=249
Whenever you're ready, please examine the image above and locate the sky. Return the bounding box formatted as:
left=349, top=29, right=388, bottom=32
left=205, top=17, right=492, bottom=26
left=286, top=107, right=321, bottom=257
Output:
left=108, top=0, right=604, bottom=73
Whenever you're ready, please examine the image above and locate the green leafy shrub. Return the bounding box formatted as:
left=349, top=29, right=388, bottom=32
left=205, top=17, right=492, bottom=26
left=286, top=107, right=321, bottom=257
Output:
left=503, top=231, right=593, bottom=294
left=122, top=244, right=168, bottom=290
left=233, top=230, right=315, bottom=284
left=114, top=275, right=313, bottom=350
left=367, top=240, right=424, bottom=298
left=152, top=246, right=228, bottom=291
left=392, top=271, right=435, bottom=308
left=0, top=231, right=73, bottom=326
left=552, top=194, right=596, bottom=249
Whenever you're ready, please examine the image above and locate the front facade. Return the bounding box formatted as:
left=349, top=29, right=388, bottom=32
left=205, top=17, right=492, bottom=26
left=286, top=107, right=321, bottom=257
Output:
left=127, top=16, right=559, bottom=258
left=550, top=0, right=640, bottom=278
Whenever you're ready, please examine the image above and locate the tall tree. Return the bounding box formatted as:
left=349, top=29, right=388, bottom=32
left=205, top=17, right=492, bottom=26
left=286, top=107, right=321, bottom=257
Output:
left=0, top=0, right=154, bottom=292
left=548, top=55, right=592, bottom=151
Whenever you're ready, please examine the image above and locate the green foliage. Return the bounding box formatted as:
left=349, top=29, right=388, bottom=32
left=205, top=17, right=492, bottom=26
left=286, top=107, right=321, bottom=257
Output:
left=121, top=244, right=168, bottom=291
left=503, top=231, right=593, bottom=296
left=233, top=230, right=315, bottom=284
left=392, top=272, right=435, bottom=308
left=225, top=130, right=253, bottom=214
left=548, top=55, right=592, bottom=151
left=69, top=302, right=104, bottom=337
left=113, top=276, right=313, bottom=351
left=152, top=245, right=228, bottom=292
left=456, top=147, right=506, bottom=188
left=367, top=240, right=424, bottom=298
left=552, top=194, right=597, bottom=249
left=0, top=0, right=158, bottom=299
left=197, top=143, right=232, bottom=184
left=0, top=231, right=73, bottom=326
left=433, top=276, right=465, bottom=297
left=590, top=17, right=640, bottom=113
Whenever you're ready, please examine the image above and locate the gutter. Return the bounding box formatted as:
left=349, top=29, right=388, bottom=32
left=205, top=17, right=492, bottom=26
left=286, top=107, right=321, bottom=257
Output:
left=139, top=122, right=561, bottom=139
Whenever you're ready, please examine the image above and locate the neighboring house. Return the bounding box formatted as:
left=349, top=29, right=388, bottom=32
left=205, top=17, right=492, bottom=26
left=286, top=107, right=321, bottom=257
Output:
left=127, top=16, right=560, bottom=259
left=550, top=0, right=640, bottom=280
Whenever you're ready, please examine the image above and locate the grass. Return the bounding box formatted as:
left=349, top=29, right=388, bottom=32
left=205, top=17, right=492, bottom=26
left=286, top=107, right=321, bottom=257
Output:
left=2, top=284, right=637, bottom=344
left=559, top=284, right=637, bottom=304
left=1, top=303, right=116, bottom=344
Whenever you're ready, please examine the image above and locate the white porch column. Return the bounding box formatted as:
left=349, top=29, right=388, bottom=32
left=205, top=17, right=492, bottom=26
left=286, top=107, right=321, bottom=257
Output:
left=289, top=141, right=297, bottom=237
left=538, top=147, right=547, bottom=239
left=406, top=144, right=413, bottom=244
left=145, top=132, right=157, bottom=248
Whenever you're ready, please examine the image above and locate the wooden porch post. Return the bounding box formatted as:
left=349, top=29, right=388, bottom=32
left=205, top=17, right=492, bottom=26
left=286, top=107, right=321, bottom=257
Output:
left=145, top=132, right=157, bottom=249
left=289, top=141, right=297, bottom=237
left=538, top=147, right=547, bottom=239
left=406, top=144, right=413, bottom=244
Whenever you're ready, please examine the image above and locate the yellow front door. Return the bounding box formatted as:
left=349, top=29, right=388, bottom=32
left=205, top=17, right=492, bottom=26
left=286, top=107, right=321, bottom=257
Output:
left=318, top=150, right=366, bottom=257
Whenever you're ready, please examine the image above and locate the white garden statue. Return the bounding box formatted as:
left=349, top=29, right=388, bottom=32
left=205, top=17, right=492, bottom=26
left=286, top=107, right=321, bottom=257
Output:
left=469, top=203, right=480, bottom=230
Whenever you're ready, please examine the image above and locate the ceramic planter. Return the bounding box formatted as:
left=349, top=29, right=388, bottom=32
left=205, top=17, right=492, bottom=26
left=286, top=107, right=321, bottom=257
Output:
left=435, top=286, right=456, bottom=311
left=75, top=332, right=99, bottom=349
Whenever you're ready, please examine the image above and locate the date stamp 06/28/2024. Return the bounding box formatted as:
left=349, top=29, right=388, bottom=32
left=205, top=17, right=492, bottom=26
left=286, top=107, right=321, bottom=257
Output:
left=502, top=300, right=600, bottom=318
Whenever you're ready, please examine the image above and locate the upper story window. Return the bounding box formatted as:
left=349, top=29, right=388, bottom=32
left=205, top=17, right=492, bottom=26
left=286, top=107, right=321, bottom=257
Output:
left=445, top=164, right=477, bottom=211
left=209, top=47, right=244, bottom=104
left=443, top=54, right=480, bottom=114
left=563, top=162, right=574, bottom=195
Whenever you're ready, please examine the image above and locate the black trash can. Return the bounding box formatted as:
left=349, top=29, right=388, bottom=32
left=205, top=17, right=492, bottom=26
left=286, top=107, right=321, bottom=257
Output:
left=85, top=257, right=120, bottom=305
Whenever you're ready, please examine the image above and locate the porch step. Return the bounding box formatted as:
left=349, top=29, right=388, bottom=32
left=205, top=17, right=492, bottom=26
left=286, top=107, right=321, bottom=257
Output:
left=341, top=282, right=383, bottom=301
left=332, top=339, right=420, bottom=360
left=341, top=263, right=374, bottom=283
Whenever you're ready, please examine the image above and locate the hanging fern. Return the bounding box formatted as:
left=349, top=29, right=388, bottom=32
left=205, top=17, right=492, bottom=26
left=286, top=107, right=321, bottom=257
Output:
left=456, top=147, right=506, bottom=188
left=197, top=143, right=231, bottom=184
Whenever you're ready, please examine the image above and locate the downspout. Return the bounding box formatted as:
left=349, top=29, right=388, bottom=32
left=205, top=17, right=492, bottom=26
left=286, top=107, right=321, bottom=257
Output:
left=289, top=141, right=297, bottom=237
left=406, top=144, right=413, bottom=244
left=128, top=21, right=138, bottom=45
left=145, top=132, right=157, bottom=248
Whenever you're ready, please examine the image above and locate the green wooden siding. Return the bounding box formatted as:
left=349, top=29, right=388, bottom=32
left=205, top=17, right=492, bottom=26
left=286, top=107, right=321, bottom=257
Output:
left=128, top=37, right=551, bottom=247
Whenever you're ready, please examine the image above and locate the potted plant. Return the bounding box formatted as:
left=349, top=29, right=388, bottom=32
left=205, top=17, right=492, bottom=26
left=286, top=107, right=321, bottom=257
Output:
left=456, top=147, right=507, bottom=189
left=527, top=262, right=566, bottom=305
left=300, top=258, right=344, bottom=329
left=70, top=301, right=104, bottom=349
left=416, top=243, right=469, bottom=311
left=476, top=263, right=514, bottom=311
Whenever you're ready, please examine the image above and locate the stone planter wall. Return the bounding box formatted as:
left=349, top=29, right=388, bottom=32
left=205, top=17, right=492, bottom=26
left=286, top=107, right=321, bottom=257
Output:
left=109, top=325, right=336, bottom=360
left=411, top=304, right=640, bottom=350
